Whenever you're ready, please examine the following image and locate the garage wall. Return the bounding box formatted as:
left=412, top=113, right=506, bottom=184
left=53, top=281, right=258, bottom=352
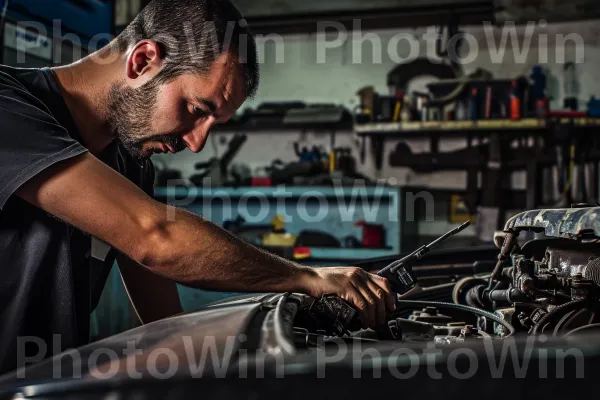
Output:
left=153, top=18, right=599, bottom=191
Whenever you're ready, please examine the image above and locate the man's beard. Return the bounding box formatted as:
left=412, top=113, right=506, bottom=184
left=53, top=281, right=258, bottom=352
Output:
left=106, top=79, right=186, bottom=160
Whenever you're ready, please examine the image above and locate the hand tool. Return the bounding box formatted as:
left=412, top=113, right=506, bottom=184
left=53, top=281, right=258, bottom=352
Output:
left=309, top=222, right=471, bottom=334
left=485, top=86, right=492, bottom=119
left=377, top=221, right=471, bottom=296
left=392, top=90, right=403, bottom=122
left=329, top=130, right=336, bottom=172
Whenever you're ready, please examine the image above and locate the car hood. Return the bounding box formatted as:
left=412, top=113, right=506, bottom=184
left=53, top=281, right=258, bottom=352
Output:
left=0, top=293, right=281, bottom=392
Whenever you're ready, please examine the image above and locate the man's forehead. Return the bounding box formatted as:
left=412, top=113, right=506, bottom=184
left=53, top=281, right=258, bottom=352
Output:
left=175, top=70, right=245, bottom=118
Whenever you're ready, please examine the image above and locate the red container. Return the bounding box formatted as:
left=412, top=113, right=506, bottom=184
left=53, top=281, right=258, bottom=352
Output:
left=355, top=220, right=385, bottom=248
left=251, top=177, right=272, bottom=187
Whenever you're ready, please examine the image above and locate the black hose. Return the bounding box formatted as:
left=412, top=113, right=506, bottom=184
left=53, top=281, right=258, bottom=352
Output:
left=564, top=323, right=600, bottom=337
left=396, top=299, right=516, bottom=337
left=552, top=309, right=579, bottom=337
left=532, top=299, right=587, bottom=335
left=560, top=308, right=589, bottom=336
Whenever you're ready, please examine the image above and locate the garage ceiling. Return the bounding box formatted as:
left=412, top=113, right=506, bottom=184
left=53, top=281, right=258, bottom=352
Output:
left=233, top=0, right=479, bottom=18
left=231, top=0, right=600, bottom=35
left=232, top=0, right=495, bottom=34
left=496, top=0, right=600, bottom=24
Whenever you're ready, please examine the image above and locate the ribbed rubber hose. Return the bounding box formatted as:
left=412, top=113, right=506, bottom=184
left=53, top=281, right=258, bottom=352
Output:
left=396, top=299, right=516, bottom=337
left=532, top=299, right=587, bottom=335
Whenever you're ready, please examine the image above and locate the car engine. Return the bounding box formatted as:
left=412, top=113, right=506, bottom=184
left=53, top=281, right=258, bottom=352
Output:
left=291, top=206, right=600, bottom=348
left=455, top=206, right=600, bottom=338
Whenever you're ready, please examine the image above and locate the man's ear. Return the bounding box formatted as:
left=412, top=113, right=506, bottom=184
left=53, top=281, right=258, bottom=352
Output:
left=126, top=40, right=163, bottom=81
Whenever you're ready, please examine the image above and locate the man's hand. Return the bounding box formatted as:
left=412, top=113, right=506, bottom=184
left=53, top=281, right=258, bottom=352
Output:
left=303, top=267, right=396, bottom=329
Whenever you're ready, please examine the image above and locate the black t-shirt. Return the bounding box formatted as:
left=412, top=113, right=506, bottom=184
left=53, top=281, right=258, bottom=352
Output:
left=0, top=65, right=155, bottom=374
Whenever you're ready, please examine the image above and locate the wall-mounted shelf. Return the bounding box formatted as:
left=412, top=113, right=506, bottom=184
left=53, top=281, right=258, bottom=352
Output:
left=354, top=118, right=600, bottom=139
left=355, top=117, right=600, bottom=171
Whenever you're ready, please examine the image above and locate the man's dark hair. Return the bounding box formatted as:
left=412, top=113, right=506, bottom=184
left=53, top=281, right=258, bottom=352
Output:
left=114, top=0, right=259, bottom=98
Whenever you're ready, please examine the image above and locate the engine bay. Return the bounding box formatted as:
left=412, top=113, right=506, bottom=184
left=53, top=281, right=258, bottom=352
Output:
left=288, top=206, right=600, bottom=349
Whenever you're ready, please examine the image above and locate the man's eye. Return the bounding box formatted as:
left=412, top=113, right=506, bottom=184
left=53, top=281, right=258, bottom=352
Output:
left=192, top=106, right=207, bottom=116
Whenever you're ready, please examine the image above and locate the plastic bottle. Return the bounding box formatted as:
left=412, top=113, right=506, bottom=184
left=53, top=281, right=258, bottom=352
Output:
left=563, top=62, right=578, bottom=110
left=470, top=88, right=479, bottom=121
left=530, top=66, right=547, bottom=101
left=510, top=80, right=521, bottom=120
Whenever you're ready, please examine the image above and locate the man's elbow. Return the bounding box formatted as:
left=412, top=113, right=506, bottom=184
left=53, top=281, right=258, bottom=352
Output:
left=128, top=206, right=178, bottom=271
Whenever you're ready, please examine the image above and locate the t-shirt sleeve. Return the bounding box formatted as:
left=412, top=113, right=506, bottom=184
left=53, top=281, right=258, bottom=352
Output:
left=141, top=159, right=156, bottom=197
left=0, top=86, right=88, bottom=209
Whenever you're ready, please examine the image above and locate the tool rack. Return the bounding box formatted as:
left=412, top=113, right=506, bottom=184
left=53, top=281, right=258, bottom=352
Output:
left=355, top=117, right=600, bottom=232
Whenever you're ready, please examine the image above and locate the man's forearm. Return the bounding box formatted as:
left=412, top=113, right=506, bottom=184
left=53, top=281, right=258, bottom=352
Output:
left=140, top=206, right=317, bottom=294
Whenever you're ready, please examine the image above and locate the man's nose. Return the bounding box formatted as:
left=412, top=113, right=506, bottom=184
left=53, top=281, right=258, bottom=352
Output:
left=182, top=125, right=209, bottom=153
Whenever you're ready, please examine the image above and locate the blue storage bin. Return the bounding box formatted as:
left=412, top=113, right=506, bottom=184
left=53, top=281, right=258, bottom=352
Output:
left=7, top=0, right=113, bottom=40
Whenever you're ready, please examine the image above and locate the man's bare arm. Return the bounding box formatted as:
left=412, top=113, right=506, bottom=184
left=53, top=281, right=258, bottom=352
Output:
left=117, top=254, right=184, bottom=324
left=16, top=153, right=395, bottom=328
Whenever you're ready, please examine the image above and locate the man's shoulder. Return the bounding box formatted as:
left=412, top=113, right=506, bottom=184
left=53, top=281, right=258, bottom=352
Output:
left=0, top=66, right=88, bottom=209
left=0, top=66, right=55, bottom=121
left=0, top=64, right=26, bottom=81
left=0, top=65, right=43, bottom=93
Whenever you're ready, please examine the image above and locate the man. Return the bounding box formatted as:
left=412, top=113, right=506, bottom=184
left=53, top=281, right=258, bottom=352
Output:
left=0, top=0, right=394, bottom=374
